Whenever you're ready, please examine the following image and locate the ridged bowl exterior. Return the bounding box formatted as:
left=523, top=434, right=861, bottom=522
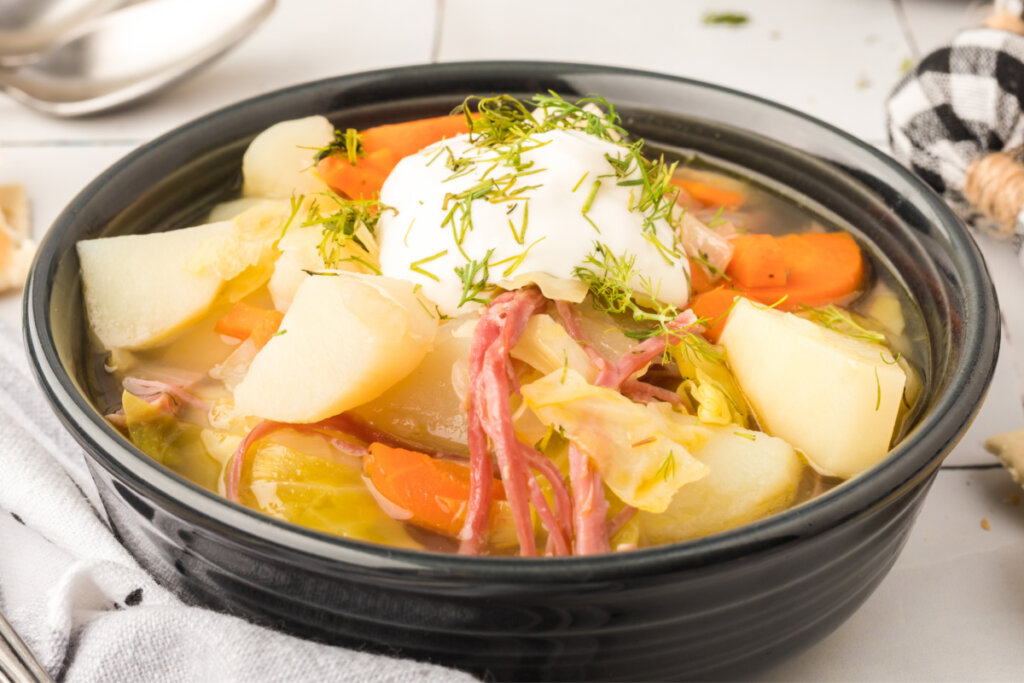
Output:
left=24, top=63, right=999, bottom=680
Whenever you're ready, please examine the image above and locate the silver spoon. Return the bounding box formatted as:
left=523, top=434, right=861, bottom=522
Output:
left=0, top=0, right=123, bottom=66
left=0, top=0, right=276, bottom=117
left=0, top=607, right=52, bottom=683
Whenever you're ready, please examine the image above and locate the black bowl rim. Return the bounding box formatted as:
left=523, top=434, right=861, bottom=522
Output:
left=24, top=60, right=1000, bottom=579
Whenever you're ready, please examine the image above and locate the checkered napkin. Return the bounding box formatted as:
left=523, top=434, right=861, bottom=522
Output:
left=0, top=320, right=471, bottom=682
left=886, top=3, right=1024, bottom=262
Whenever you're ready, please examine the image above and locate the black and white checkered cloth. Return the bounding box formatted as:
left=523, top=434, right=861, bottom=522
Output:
left=887, top=22, right=1024, bottom=258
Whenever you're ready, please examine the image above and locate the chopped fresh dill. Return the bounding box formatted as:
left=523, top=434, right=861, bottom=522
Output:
left=574, top=242, right=680, bottom=339
left=313, top=127, right=364, bottom=164
left=734, top=431, right=756, bottom=441
left=409, top=250, right=448, bottom=282
left=403, top=218, right=415, bottom=247
left=495, top=236, right=546, bottom=278
left=582, top=180, right=601, bottom=215
left=303, top=193, right=391, bottom=270
left=706, top=206, right=727, bottom=229
left=271, top=329, right=287, bottom=338
left=874, top=367, right=881, bottom=411
left=656, top=451, right=676, bottom=482
left=414, top=292, right=437, bottom=320
left=880, top=351, right=902, bottom=365
left=279, top=194, right=305, bottom=239
left=703, top=11, right=749, bottom=26
left=344, top=255, right=382, bottom=275
left=753, top=295, right=790, bottom=311
left=691, top=252, right=731, bottom=282
left=454, top=248, right=495, bottom=307
left=508, top=200, right=529, bottom=244
left=801, top=304, right=886, bottom=343
left=642, top=229, right=682, bottom=265
left=572, top=171, right=589, bottom=193
left=535, top=424, right=559, bottom=453
left=560, top=349, right=569, bottom=384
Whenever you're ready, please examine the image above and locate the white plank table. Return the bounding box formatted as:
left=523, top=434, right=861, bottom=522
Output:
left=1, top=1, right=1022, bottom=680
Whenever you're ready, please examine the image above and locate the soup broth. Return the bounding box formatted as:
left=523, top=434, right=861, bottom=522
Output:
left=81, top=95, right=924, bottom=556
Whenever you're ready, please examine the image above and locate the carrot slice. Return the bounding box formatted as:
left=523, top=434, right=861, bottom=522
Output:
left=215, top=302, right=284, bottom=350
left=687, top=258, right=717, bottom=295
left=726, top=234, right=788, bottom=289
left=737, top=232, right=865, bottom=311
left=360, top=114, right=473, bottom=161
left=670, top=178, right=744, bottom=209
left=317, top=148, right=398, bottom=199
left=690, top=286, right=740, bottom=342
left=364, top=443, right=506, bottom=539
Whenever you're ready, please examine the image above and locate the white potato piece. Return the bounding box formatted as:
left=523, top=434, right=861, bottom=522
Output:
left=639, top=425, right=803, bottom=544
left=350, top=317, right=472, bottom=454
left=234, top=272, right=438, bottom=423
left=242, top=115, right=334, bottom=198
left=207, top=197, right=278, bottom=223
left=720, top=297, right=906, bottom=479
left=78, top=222, right=234, bottom=350
left=267, top=226, right=326, bottom=312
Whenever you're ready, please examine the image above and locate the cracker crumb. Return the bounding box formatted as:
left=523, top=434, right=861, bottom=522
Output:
left=986, top=430, right=1024, bottom=486
left=1005, top=494, right=1020, bottom=505
left=0, top=184, right=35, bottom=292
left=981, top=517, right=991, bottom=531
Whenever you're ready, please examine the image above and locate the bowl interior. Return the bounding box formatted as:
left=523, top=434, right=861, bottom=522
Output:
left=26, top=62, right=999, bottom=577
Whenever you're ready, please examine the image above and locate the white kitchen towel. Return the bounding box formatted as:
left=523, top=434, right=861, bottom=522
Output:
left=0, top=321, right=473, bottom=683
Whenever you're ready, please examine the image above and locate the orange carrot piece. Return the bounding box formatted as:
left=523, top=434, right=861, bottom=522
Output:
left=317, top=148, right=398, bottom=199
left=364, top=443, right=506, bottom=539
left=360, top=114, right=473, bottom=160
left=737, top=232, right=865, bottom=311
left=687, top=258, right=717, bottom=295
left=318, top=114, right=475, bottom=197
left=215, top=302, right=284, bottom=350
left=726, top=234, right=788, bottom=289
left=690, top=286, right=740, bottom=342
left=670, top=178, right=744, bottom=209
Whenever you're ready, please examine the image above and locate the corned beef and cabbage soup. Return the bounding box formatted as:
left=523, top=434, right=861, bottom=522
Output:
left=79, top=94, right=922, bottom=556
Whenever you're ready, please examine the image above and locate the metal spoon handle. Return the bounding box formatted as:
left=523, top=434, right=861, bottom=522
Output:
left=0, top=610, right=52, bottom=683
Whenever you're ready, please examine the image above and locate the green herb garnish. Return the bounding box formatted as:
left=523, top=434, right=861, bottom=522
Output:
left=702, top=11, right=749, bottom=26
left=454, top=249, right=495, bottom=307
left=409, top=250, right=448, bottom=282
left=801, top=304, right=886, bottom=343
left=313, top=127, right=364, bottom=164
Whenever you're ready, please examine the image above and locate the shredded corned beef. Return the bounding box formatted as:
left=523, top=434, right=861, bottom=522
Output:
left=122, top=376, right=209, bottom=411
left=458, top=287, right=574, bottom=557
left=555, top=304, right=701, bottom=554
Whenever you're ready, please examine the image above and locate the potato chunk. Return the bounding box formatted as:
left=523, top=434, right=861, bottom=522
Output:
left=350, top=317, right=471, bottom=454
left=233, top=273, right=437, bottom=423
left=78, top=222, right=234, bottom=350
left=639, top=425, right=803, bottom=544
left=242, top=115, right=334, bottom=198
left=720, top=297, right=906, bottom=478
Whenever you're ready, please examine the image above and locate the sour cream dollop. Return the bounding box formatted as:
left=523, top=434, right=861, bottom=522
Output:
left=377, top=129, right=690, bottom=316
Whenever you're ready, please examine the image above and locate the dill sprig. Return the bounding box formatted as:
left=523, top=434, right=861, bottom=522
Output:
left=801, top=304, right=886, bottom=343
left=574, top=242, right=681, bottom=338
left=303, top=193, right=390, bottom=270
left=313, top=128, right=364, bottom=164
left=410, top=250, right=448, bottom=282
left=656, top=451, right=676, bottom=482
left=454, top=249, right=495, bottom=307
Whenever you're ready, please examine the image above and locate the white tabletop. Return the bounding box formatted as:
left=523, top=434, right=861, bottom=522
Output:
left=2, top=1, right=1022, bottom=680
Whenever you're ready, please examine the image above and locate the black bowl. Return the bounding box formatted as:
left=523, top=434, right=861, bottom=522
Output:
left=24, top=62, right=999, bottom=681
